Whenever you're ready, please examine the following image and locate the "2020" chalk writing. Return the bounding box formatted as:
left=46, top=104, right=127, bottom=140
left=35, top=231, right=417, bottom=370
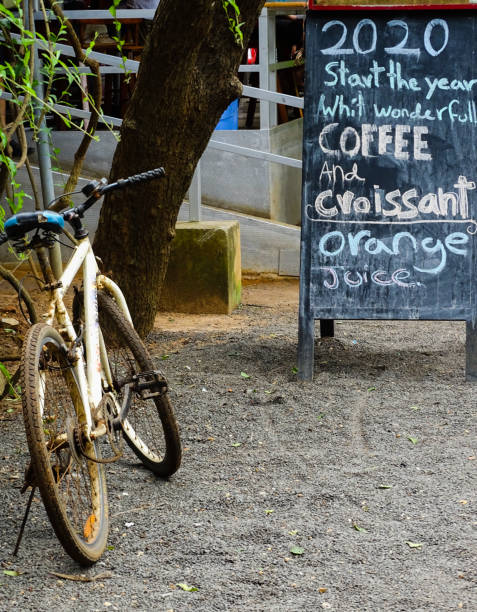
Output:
left=320, top=19, right=448, bottom=58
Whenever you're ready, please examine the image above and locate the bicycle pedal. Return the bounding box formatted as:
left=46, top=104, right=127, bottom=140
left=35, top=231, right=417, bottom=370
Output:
left=132, top=370, right=168, bottom=399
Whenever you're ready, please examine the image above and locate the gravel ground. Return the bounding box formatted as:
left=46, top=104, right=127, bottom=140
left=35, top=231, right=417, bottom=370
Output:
left=0, top=278, right=476, bottom=611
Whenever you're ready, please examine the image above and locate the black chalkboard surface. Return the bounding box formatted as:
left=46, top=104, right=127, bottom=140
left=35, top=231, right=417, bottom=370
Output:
left=298, top=10, right=477, bottom=379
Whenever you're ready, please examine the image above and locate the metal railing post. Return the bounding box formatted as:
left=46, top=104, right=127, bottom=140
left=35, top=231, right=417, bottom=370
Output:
left=258, top=7, right=277, bottom=129
left=189, top=162, right=202, bottom=222
left=30, top=0, right=63, bottom=278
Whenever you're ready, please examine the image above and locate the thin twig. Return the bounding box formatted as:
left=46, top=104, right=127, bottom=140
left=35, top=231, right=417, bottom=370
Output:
left=46, top=0, right=103, bottom=210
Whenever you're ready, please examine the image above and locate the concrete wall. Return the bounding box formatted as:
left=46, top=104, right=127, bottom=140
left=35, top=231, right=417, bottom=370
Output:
left=41, top=119, right=303, bottom=226
left=269, top=119, right=303, bottom=225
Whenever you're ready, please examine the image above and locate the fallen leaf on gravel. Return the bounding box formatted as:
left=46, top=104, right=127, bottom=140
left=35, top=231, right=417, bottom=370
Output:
left=288, top=530, right=298, bottom=535
left=367, top=386, right=376, bottom=392
left=176, top=583, right=198, bottom=592
left=377, top=484, right=392, bottom=489
left=319, top=588, right=328, bottom=593
left=405, top=541, right=423, bottom=549
left=353, top=524, right=367, bottom=532
left=459, top=500, right=468, bottom=505
left=407, top=436, right=418, bottom=444
left=290, top=546, right=304, bottom=555
left=231, top=442, right=241, bottom=447
left=50, top=571, right=113, bottom=582
left=291, top=367, right=298, bottom=374
left=240, top=372, right=250, bottom=379
left=3, top=569, right=21, bottom=577
left=1, top=317, right=19, bottom=327
left=83, top=514, right=96, bottom=539
left=265, top=509, right=274, bottom=515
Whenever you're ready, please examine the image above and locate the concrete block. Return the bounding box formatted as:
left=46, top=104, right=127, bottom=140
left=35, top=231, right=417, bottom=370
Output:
left=160, top=221, right=241, bottom=314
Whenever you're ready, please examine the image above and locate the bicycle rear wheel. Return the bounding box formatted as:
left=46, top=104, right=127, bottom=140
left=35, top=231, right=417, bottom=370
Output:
left=74, top=290, right=181, bottom=477
left=0, top=263, right=38, bottom=325
left=21, top=323, right=108, bottom=565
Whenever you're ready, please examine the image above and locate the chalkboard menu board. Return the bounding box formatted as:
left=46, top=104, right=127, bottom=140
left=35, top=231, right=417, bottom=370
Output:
left=299, top=10, right=477, bottom=379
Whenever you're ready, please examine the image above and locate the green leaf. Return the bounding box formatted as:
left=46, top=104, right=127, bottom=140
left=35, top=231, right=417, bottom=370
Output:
left=405, top=541, right=423, bottom=549
left=176, top=583, right=198, bottom=592
left=231, top=442, right=241, bottom=447
left=377, top=484, right=392, bottom=489
left=0, top=362, right=12, bottom=382
left=291, top=366, right=298, bottom=374
left=160, top=354, right=170, bottom=360
left=265, top=509, right=274, bottom=515
left=408, top=436, right=418, bottom=444
left=240, top=371, right=250, bottom=379
left=317, top=413, right=325, bottom=420
left=367, top=386, right=376, bottom=392
left=290, top=546, right=304, bottom=555
left=353, top=524, right=367, bottom=532
left=288, top=530, right=298, bottom=536
left=107, top=545, right=115, bottom=551
left=3, top=570, right=21, bottom=576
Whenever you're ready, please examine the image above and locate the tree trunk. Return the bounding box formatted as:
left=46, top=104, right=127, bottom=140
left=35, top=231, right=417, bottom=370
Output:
left=93, top=0, right=265, bottom=337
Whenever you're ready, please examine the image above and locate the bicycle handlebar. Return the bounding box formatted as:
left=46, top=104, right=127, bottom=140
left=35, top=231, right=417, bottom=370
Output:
left=2, top=168, right=166, bottom=245
left=75, top=167, right=166, bottom=218
left=101, top=167, right=166, bottom=195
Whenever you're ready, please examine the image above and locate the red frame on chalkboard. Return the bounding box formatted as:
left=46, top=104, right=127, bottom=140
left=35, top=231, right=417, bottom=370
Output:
left=308, top=1, right=477, bottom=10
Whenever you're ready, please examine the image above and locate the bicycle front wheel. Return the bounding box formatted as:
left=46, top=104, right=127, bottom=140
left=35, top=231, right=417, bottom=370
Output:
left=21, top=323, right=108, bottom=566
left=91, top=291, right=182, bottom=477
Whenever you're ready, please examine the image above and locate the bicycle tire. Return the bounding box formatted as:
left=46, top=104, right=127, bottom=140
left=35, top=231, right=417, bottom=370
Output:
left=73, top=290, right=182, bottom=477
left=21, top=323, right=108, bottom=565
left=0, top=263, right=38, bottom=325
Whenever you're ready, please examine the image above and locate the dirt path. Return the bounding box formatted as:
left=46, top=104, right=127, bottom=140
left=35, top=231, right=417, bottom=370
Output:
left=1, top=279, right=476, bottom=611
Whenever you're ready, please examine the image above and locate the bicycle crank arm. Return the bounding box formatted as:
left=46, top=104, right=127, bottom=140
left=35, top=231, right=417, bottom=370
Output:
left=89, top=422, right=107, bottom=440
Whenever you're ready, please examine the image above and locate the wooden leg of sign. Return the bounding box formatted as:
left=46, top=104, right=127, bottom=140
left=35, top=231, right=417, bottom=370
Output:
left=298, top=315, right=314, bottom=381
left=320, top=319, right=334, bottom=338
left=465, top=320, right=477, bottom=381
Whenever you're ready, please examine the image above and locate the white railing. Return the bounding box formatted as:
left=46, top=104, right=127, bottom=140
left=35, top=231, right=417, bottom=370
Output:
left=10, top=5, right=305, bottom=221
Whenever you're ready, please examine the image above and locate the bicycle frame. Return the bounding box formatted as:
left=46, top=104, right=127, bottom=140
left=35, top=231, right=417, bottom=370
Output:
left=38, top=236, right=132, bottom=437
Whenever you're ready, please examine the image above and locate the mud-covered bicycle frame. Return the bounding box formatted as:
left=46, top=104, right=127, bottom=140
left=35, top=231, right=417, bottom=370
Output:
left=1, top=167, right=166, bottom=441
left=39, top=237, right=131, bottom=438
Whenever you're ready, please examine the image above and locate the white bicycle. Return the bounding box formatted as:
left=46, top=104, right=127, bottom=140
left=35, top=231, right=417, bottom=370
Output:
left=0, top=168, right=181, bottom=565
